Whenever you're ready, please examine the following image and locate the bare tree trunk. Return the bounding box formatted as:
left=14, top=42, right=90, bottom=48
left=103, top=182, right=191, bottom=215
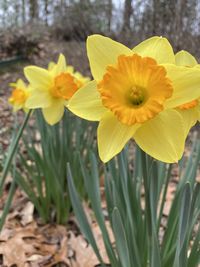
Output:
left=107, top=0, right=112, bottom=32
left=152, top=0, right=159, bottom=35
left=174, top=0, right=184, bottom=47
left=45, top=0, right=49, bottom=25
left=22, top=0, right=26, bottom=24
left=2, top=0, right=8, bottom=27
left=14, top=1, right=20, bottom=26
left=122, top=0, right=132, bottom=32
left=29, top=0, right=39, bottom=22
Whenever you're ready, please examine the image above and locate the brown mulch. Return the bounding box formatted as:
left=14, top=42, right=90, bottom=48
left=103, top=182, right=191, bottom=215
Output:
left=0, top=186, right=110, bottom=267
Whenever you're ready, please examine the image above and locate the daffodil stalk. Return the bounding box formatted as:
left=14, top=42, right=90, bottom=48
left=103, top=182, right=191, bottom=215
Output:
left=0, top=110, right=32, bottom=195
left=0, top=156, right=17, bottom=231
left=0, top=109, right=32, bottom=231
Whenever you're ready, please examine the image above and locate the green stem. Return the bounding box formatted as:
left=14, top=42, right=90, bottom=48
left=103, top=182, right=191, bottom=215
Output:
left=0, top=148, right=18, bottom=231
left=0, top=178, right=17, bottom=231
left=141, top=150, right=152, bottom=236
left=0, top=110, right=32, bottom=195
left=157, top=164, right=172, bottom=233
left=140, top=149, right=155, bottom=267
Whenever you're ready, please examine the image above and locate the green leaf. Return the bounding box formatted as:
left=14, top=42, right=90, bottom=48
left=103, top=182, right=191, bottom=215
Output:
left=67, top=164, right=105, bottom=266
left=112, top=208, right=131, bottom=267
left=0, top=110, right=31, bottom=195
left=81, top=153, right=118, bottom=266
left=173, top=183, right=191, bottom=267
left=0, top=179, right=16, bottom=231
left=187, top=223, right=200, bottom=267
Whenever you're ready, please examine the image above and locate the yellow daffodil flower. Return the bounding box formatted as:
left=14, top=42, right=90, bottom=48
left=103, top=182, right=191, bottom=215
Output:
left=68, top=35, right=200, bottom=163
left=48, top=60, right=90, bottom=88
left=9, top=79, right=30, bottom=112
left=24, top=54, right=90, bottom=125
left=175, top=50, right=200, bottom=134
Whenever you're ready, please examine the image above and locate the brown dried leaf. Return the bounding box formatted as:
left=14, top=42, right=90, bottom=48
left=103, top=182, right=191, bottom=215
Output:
left=0, top=222, right=70, bottom=267
left=69, top=221, right=113, bottom=267
left=0, top=229, right=36, bottom=267
left=21, top=201, right=34, bottom=226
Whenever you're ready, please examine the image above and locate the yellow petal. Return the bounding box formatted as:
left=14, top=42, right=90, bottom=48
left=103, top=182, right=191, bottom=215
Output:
left=24, top=66, right=52, bottom=90
left=68, top=80, right=107, bottom=121
left=42, top=99, right=65, bottom=125
left=23, top=107, right=30, bottom=113
left=13, top=104, right=22, bottom=112
left=163, top=64, right=200, bottom=108
left=97, top=112, right=140, bottom=162
left=66, top=65, right=74, bottom=74
left=26, top=90, right=52, bottom=108
left=17, top=79, right=27, bottom=89
left=87, top=34, right=133, bottom=81
left=48, top=61, right=56, bottom=71
left=175, top=50, right=197, bottom=67
left=177, top=107, right=199, bottom=136
left=51, top=54, right=67, bottom=77
left=198, top=103, right=200, bottom=121
left=9, top=82, right=17, bottom=87
left=133, top=36, right=175, bottom=64
left=134, top=109, right=185, bottom=163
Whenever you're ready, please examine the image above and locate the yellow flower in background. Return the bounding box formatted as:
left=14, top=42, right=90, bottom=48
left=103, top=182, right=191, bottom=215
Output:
left=48, top=61, right=90, bottom=89
left=68, top=35, right=200, bottom=163
left=8, top=79, right=30, bottom=112
left=24, top=54, right=90, bottom=125
left=67, top=65, right=90, bottom=88
left=175, top=50, right=200, bottom=134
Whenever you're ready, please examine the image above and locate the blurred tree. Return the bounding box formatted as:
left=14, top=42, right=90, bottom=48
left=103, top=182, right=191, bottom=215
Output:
left=29, top=0, right=39, bottom=22
left=0, top=0, right=200, bottom=58
left=107, top=0, right=112, bottom=32
left=22, top=0, right=26, bottom=24
left=14, top=1, right=20, bottom=26
left=122, top=0, right=133, bottom=32
left=152, top=0, right=176, bottom=35
left=1, top=0, right=8, bottom=27
left=44, top=0, right=49, bottom=25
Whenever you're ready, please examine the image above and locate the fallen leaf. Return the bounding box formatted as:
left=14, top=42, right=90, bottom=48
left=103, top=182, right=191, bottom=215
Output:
left=21, top=201, right=34, bottom=226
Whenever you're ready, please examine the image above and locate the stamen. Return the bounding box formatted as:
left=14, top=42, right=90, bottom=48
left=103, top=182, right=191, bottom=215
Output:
left=129, top=86, right=145, bottom=106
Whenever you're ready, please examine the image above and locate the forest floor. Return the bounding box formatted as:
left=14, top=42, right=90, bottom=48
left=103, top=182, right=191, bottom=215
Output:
left=0, top=37, right=199, bottom=267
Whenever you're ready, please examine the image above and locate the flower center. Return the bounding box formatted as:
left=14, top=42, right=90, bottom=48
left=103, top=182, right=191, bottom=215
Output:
left=128, top=86, right=146, bottom=106
left=98, top=54, right=173, bottom=125
left=51, top=73, right=78, bottom=100
left=178, top=99, right=198, bottom=110
left=9, top=88, right=28, bottom=105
